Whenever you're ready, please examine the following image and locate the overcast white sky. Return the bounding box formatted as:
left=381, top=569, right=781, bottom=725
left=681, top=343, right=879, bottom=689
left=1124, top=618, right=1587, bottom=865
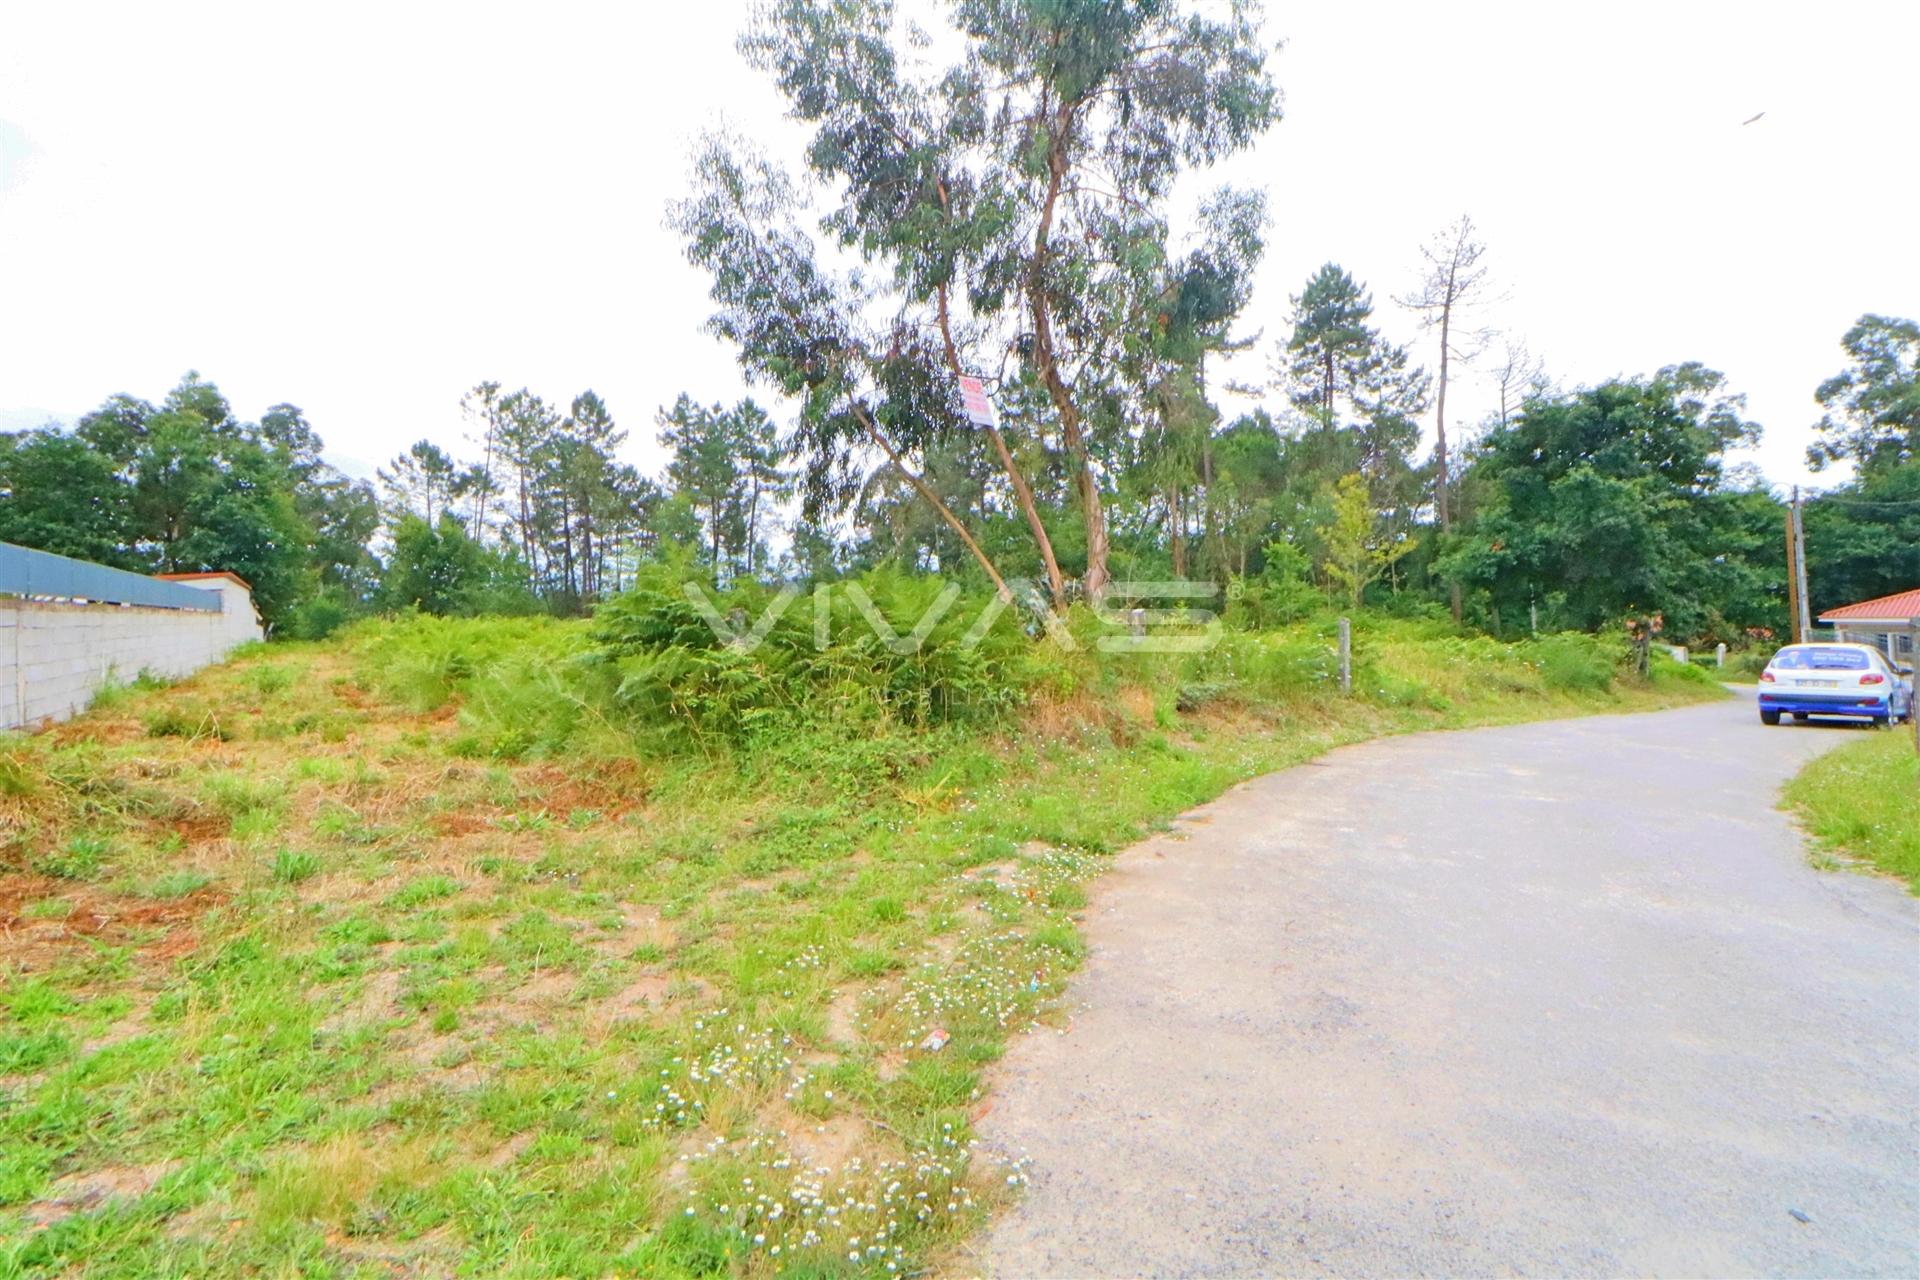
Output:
left=3, top=1, right=1915, bottom=492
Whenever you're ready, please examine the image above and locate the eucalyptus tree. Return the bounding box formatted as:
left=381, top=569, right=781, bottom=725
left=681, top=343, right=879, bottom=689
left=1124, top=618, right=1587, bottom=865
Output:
left=959, top=0, right=1279, bottom=597
left=672, top=139, right=1017, bottom=601
left=685, top=0, right=1281, bottom=606
left=1809, top=313, right=1919, bottom=477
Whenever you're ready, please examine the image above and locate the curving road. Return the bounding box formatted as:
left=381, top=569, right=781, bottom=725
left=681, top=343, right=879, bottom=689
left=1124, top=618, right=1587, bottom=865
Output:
left=979, top=692, right=1920, bottom=1278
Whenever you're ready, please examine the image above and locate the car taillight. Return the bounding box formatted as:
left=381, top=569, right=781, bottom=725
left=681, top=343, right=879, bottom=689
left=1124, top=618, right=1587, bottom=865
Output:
left=1759, top=670, right=1774, bottom=682
left=1861, top=673, right=1885, bottom=685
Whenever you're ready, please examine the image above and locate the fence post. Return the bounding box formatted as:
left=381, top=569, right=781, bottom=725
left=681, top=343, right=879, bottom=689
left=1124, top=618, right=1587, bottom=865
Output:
left=1715, top=642, right=1726, bottom=669
left=1338, top=616, right=1352, bottom=696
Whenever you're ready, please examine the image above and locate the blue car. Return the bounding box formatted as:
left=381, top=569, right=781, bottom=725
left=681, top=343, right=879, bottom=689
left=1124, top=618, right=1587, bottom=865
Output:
left=1758, top=643, right=1915, bottom=727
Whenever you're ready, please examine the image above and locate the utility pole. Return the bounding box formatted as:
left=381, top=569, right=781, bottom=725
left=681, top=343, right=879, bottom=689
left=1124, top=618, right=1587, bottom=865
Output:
left=1784, top=489, right=1803, bottom=645
left=1793, top=487, right=1813, bottom=642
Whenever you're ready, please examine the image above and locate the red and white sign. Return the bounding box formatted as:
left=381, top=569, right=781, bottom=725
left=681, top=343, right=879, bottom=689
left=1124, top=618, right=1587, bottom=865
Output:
left=957, top=375, right=996, bottom=428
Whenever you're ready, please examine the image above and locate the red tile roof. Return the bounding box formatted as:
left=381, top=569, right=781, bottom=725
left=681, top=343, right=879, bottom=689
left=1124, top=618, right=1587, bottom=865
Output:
left=1818, top=587, right=1920, bottom=624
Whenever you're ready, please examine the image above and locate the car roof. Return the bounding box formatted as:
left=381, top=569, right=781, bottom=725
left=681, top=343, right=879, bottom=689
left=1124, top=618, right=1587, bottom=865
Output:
left=1771, top=642, right=1885, bottom=659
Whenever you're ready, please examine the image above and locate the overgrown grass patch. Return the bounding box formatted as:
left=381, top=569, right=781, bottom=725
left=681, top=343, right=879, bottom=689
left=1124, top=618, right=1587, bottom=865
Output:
left=1783, top=730, right=1920, bottom=890
left=0, top=608, right=1722, bottom=1277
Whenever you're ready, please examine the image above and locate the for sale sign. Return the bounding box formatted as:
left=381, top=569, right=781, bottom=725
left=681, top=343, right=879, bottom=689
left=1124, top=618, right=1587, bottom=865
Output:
left=957, top=375, right=996, bottom=428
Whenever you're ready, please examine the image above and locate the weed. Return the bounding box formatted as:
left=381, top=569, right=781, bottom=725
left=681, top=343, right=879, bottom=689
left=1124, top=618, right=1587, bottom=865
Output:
left=0, top=748, right=33, bottom=798
left=271, top=848, right=322, bottom=883
left=141, top=869, right=213, bottom=899
left=387, top=874, right=461, bottom=909
left=33, top=832, right=111, bottom=880
left=142, top=704, right=229, bottom=741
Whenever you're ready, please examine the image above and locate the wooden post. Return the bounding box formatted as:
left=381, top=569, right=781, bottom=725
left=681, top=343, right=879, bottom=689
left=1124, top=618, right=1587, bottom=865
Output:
left=1792, top=488, right=1813, bottom=642
left=1784, top=492, right=1803, bottom=645
left=1715, top=642, right=1727, bottom=669
left=1338, top=617, right=1352, bottom=696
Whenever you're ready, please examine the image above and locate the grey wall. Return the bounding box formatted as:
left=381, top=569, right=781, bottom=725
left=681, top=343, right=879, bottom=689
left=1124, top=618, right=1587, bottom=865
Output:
left=1, top=580, right=263, bottom=730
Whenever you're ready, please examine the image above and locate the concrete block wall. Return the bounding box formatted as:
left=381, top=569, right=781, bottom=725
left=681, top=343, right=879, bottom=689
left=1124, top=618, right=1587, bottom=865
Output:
left=1, top=579, right=263, bottom=730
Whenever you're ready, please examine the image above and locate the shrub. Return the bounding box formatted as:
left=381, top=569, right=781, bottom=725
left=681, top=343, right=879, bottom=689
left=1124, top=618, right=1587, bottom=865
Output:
left=586, top=565, right=1031, bottom=747
left=286, top=590, right=354, bottom=642
left=1530, top=633, right=1615, bottom=692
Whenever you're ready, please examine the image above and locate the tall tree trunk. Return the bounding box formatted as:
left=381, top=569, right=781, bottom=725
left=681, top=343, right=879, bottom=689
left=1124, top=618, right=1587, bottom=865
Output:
left=850, top=402, right=1013, bottom=604
left=745, top=463, right=761, bottom=579
left=1202, top=438, right=1229, bottom=583
left=1436, top=279, right=1462, bottom=623
left=935, top=279, right=1065, bottom=610
left=517, top=472, right=535, bottom=590
left=1029, top=107, right=1109, bottom=599
left=474, top=407, right=494, bottom=541
left=1170, top=484, right=1186, bottom=578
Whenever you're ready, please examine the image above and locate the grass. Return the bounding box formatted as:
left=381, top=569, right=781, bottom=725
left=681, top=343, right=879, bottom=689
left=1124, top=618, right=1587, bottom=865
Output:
left=0, top=605, right=1722, bottom=1277
left=1782, top=729, right=1920, bottom=890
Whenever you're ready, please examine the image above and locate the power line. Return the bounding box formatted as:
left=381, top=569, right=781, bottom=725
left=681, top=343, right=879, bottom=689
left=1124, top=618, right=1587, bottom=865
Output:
left=1803, top=494, right=1920, bottom=510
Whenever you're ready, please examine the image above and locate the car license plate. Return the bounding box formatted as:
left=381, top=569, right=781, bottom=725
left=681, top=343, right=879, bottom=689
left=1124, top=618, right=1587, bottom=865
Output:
left=1807, top=679, right=1838, bottom=688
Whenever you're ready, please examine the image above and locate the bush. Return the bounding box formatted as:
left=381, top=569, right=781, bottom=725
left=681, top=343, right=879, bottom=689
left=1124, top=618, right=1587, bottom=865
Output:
left=1530, top=632, right=1616, bottom=692
left=286, top=589, right=354, bottom=641
left=585, top=565, right=1031, bottom=747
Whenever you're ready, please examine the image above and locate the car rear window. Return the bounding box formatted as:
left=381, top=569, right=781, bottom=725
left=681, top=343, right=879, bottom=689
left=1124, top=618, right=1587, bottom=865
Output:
left=1772, top=647, right=1870, bottom=670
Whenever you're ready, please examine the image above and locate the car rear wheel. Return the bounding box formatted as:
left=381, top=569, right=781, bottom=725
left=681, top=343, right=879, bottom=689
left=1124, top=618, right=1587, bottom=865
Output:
left=1790, top=712, right=1807, bottom=723
left=1760, top=709, right=1781, bottom=725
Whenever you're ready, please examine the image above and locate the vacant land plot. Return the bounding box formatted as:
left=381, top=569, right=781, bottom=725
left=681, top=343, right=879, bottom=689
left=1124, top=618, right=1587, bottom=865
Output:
left=0, top=613, right=1720, bottom=1276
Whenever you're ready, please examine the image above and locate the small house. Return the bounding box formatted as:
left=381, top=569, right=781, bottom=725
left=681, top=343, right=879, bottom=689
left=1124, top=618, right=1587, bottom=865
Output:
left=1818, top=588, right=1919, bottom=666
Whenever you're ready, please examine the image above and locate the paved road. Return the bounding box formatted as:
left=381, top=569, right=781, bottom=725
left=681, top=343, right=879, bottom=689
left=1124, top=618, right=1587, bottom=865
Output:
left=979, top=693, right=1920, bottom=1278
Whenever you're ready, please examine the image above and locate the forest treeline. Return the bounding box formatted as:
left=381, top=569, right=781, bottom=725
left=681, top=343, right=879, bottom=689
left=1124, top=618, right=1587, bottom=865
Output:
left=2, top=0, right=1915, bottom=646
left=3, top=306, right=1913, bottom=647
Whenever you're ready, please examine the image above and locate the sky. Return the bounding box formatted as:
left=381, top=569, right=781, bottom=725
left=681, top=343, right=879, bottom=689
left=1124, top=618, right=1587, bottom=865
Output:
left=2, top=1, right=1915, bottom=492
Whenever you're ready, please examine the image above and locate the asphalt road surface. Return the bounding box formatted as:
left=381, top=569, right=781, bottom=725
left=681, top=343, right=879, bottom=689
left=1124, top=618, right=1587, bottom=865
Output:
left=979, top=692, right=1920, bottom=1278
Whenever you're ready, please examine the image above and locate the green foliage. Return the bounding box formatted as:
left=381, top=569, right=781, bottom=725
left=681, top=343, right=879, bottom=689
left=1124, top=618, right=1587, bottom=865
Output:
left=1441, top=364, right=1771, bottom=639
left=1803, top=460, right=1920, bottom=617
left=379, top=514, right=537, bottom=617
left=1531, top=633, right=1617, bottom=692
left=657, top=395, right=790, bottom=578
left=1322, top=472, right=1413, bottom=609
left=0, top=429, right=137, bottom=567
left=688, top=0, right=1280, bottom=595
left=348, top=614, right=577, bottom=714
left=2, top=373, right=377, bottom=627
left=285, top=588, right=353, bottom=641
left=587, top=565, right=1029, bottom=747
left=1808, top=313, right=1919, bottom=477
